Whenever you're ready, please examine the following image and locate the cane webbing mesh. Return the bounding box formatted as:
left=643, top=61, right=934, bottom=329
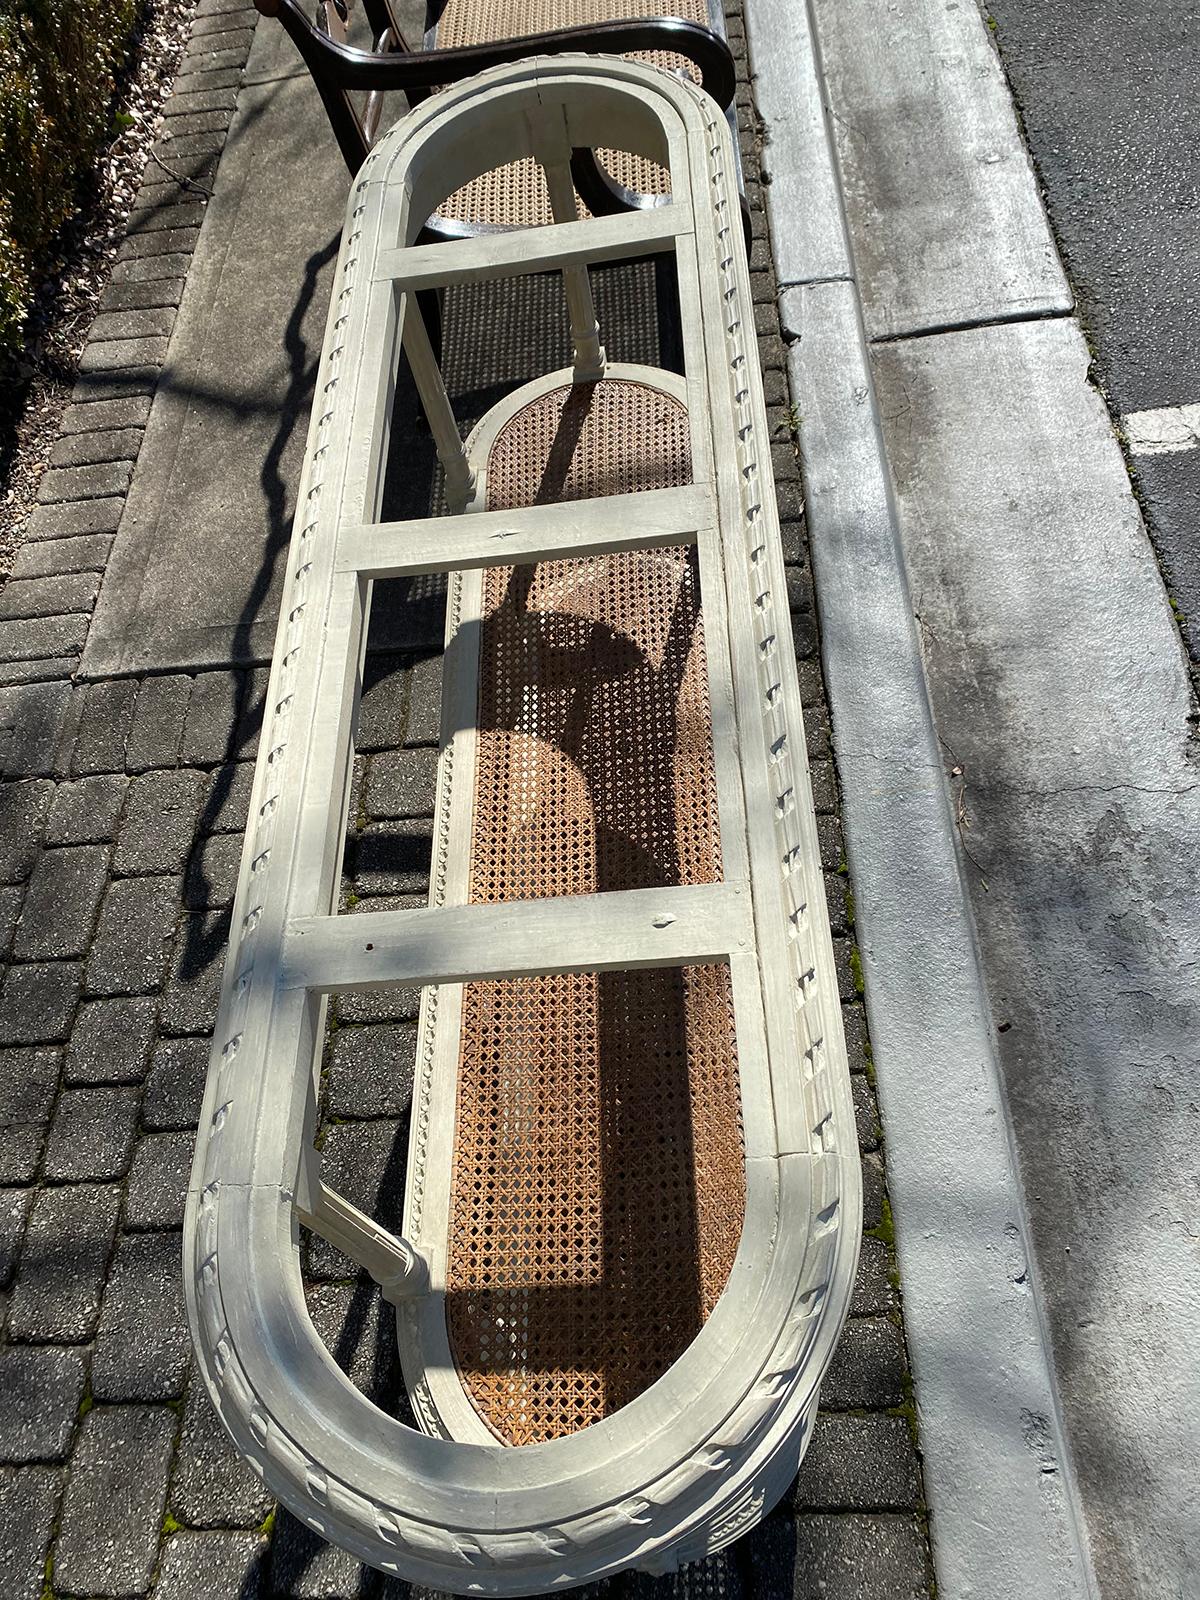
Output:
left=446, top=380, right=746, bottom=1445
left=433, top=0, right=708, bottom=227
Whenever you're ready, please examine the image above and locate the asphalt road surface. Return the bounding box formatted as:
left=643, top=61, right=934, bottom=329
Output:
left=984, top=0, right=1200, bottom=665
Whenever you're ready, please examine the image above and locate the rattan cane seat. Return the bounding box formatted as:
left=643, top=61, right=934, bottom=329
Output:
left=433, top=0, right=709, bottom=227
left=445, top=379, right=745, bottom=1444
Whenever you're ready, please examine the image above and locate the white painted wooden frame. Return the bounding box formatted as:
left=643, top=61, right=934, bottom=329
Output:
left=185, top=56, right=859, bottom=1593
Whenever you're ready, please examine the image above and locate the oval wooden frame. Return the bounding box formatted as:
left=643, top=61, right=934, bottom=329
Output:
left=184, top=56, right=859, bottom=1594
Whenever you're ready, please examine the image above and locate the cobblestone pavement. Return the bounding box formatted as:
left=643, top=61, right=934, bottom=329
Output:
left=0, top=3, right=935, bottom=1596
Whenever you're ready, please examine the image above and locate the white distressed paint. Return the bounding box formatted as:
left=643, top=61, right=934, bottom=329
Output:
left=1122, top=402, right=1200, bottom=454
left=184, top=57, right=860, bottom=1596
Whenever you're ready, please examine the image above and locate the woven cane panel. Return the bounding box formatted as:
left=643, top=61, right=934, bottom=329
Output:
left=434, top=0, right=707, bottom=226
left=446, top=380, right=746, bottom=1445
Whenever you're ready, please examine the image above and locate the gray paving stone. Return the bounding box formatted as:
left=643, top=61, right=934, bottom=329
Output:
left=306, top=1120, right=406, bottom=1279
left=191, top=5, right=256, bottom=34
left=823, top=870, right=849, bottom=935
left=54, top=1404, right=175, bottom=1597
left=746, top=1512, right=929, bottom=1600
left=861, top=1153, right=884, bottom=1232
left=0, top=882, right=20, bottom=953
left=159, top=911, right=230, bottom=1035
left=43, top=1086, right=139, bottom=1181
left=840, top=1004, right=869, bottom=1077
left=13, top=845, right=108, bottom=959
left=10, top=533, right=113, bottom=579
left=0, top=656, right=80, bottom=688
left=327, top=1023, right=416, bottom=1119
left=403, top=653, right=442, bottom=745
left=234, top=665, right=269, bottom=752
left=171, top=1380, right=273, bottom=1528
left=11, top=1184, right=118, bottom=1331
left=851, top=1236, right=897, bottom=1317
left=115, top=768, right=204, bottom=875
left=127, top=196, right=208, bottom=233
left=809, top=758, right=836, bottom=814
left=0, top=962, right=80, bottom=1045
left=802, top=702, right=830, bottom=764
left=201, top=761, right=254, bottom=832
left=127, top=675, right=192, bottom=773
left=184, top=830, right=241, bottom=908
left=58, top=395, right=152, bottom=435
left=78, top=337, right=170, bottom=376
left=181, top=670, right=240, bottom=765
left=151, top=140, right=225, bottom=178
left=66, top=997, right=157, bottom=1085
left=333, top=972, right=422, bottom=1025
left=0, top=573, right=99, bottom=619
left=269, top=1509, right=374, bottom=1599
left=115, top=228, right=199, bottom=263
left=832, top=934, right=857, bottom=1004
left=197, top=0, right=257, bottom=15
left=92, top=1231, right=190, bottom=1401
left=143, top=1036, right=208, bottom=1130
left=87, top=876, right=180, bottom=995
left=818, top=816, right=845, bottom=878
left=0, top=613, right=89, bottom=668
left=364, top=747, right=437, bottom=819
left=46, top=775, right=127, bottom=846
left=366, top=575, right=447, bottom=655
left=0, top=1189, right=31, bottom=1285
left=306, top=1280, right=403, bottom=1408
left=0, top=680, right=77, bottom=779
left=110, top=251, right=195, bottom=285
left=126, top=1132, right=192, bottom=1229
left=0, top=1346, right=85, bottom=1462
left=790, top=1415, right=921, bottom=1510
left=0, top=1464, right=62, bottom=1600
left=22, top=496, right=124, bottom=541
left=156, top=1530, right=266, bottom=1600
left=71, top=678, right=138, bottom=775
left=185, top=34, right=254, bottom=67
left=0, top=1047, right=59, bottom=1182
left=72, top=365, right=159, bottom=405
left=165, top=84, right=239, bottom=114
left=155, top=108, right=231, bottom=139
left=852, top=1073, right=881, bottom=1152
left=145, top=143, right=221, bottom=185
left=820, top=1318, right=906, bottom=1410
left=0, top=780, right=54, bottom=881
left=356, top=655, right=409, bottom=752
left=48, top=426, right=145, bottom=469
left=36, top=459, right=133, bottom=504
left=99, top=276, right=186, bottom=313
left=352, top=819, right=433, bottom=896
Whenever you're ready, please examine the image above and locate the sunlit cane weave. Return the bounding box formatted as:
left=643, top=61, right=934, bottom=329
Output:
left=446, top=379, right=747, bottom=1445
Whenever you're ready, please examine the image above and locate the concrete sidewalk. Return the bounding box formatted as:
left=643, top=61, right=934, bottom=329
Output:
left=0, top=3, right=935, bottom=1598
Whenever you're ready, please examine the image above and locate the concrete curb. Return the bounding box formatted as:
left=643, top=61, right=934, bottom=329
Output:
left=743, top=0, right=1098, bottom=1595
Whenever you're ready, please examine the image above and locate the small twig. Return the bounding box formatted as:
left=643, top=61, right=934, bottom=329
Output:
left=936, top=733, right=989, bottom=891
left=147, top=147, right=214, bottom=197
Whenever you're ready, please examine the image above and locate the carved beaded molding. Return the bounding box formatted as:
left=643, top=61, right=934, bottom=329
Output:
left=184, top=56, right=860, bottom=1595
